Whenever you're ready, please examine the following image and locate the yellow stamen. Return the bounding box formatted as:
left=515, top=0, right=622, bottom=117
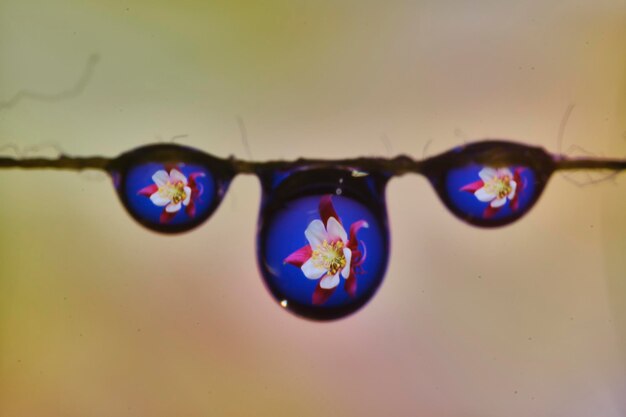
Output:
left=159, top=181, right=187, bottom=204
left=311, top=240, right=346, bottom=275
left=484, top=175, right=512, bottom=199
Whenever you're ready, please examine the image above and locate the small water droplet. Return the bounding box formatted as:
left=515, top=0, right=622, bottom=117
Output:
left=122, top=161, right=221, bottom=233
left=442, top=163, right=542, bottom=227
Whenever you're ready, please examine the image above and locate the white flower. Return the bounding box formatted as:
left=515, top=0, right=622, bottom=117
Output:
left=300, top=217, right=352, bottom=290
left=149, top=169, right=192, bottom=213
left=474, top=167, right=517, bottom=208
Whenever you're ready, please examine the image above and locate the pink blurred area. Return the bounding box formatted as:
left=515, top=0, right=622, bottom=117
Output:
left=0, top=1, right=625, bottom=416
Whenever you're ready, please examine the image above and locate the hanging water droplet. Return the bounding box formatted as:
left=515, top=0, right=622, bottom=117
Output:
left=256, top=167, right=391, bottom=320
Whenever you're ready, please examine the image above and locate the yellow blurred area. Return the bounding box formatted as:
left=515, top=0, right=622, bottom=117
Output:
left=0, top=1, right=625, bottom=416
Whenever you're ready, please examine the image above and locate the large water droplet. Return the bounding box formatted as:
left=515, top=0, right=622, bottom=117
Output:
left=256, top=167, right=391, bottom=320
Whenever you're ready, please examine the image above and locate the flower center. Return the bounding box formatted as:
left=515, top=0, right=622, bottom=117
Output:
left=484, top=175, right=512, bottom=199
left=312, top=240, right=346, bottom=275
left=160, top=181, right=187, bottom=204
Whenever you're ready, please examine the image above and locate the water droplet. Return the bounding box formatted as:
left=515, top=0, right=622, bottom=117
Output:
left=113, top=145, right=233, bottom=233
left=440, top=163, right=542, bottom=227
left=257, top=167, right=391, bottom=320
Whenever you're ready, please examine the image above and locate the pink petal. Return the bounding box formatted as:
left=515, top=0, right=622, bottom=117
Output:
left=510, top=195, right=520, bottom=211
left=186, top=199, right=197, bottom=218
left=190, top=184, right=203, bottom=200
left=356, top=241, right=367, bottom=266
left=483, top=206, right=499, bottom=219
left=460, top=179, right=484, bottom=193
left=137, top=184, right=158, bottom=197
left=344, top=270, right=357, bottom=297
left=188, top=172, right=205, bottom=188
left=189, top=173, right=205, bottom=198
left=348, top=220, right=369, bottom=250
left=312, top=281, right=337, bottom=305
left=513, top=169, right=525, bottom=194
left=510, top=175, right=522, bottom=212
left=283, top=245, right=313, bottom=267
left=319, top=195, right=340, bottom=226
left=351, top=249, right=362, bottom=267
left=160, top=210, right=177, bottom=224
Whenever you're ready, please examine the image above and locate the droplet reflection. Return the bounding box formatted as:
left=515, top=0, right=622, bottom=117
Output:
left=122, top=162, right=217, bottom=233
left=443, top=163, right=540, bottom=227
left=257, top=168, right=390, bottom=320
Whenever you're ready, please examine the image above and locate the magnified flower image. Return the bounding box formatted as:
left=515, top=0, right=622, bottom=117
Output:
left=284, top=195, right=368, bottom=305
left=460, top=166, right=525, bottom=218
left=137, top=167, right=205, bottom=223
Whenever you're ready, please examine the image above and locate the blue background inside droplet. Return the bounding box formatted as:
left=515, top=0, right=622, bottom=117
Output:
left=445, top=164, right=537, bottom=221
left=124, top=162, right=216, bottom=227
left=262, top=195, right=387, bottom=309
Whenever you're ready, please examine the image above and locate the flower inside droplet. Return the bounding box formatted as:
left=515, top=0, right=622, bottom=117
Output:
left=449, top=163, right=537, bottom=224
left=160, top=180, right=187, bottom=205
left=312, top=240, right=346, bottom=275
left=474, top=168, right=517, bottom=208
left=149, top=169, right=192, bottom=213
left=481, top=173, right=513, bottom=200
left=257, top=169, right=391, bottom=320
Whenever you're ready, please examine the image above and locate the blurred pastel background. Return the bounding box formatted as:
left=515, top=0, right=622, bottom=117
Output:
left=1, top=1, right=625, bottom=416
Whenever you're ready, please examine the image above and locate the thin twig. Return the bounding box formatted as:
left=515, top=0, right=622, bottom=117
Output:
left=0, top=54, right=100, bottom=112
